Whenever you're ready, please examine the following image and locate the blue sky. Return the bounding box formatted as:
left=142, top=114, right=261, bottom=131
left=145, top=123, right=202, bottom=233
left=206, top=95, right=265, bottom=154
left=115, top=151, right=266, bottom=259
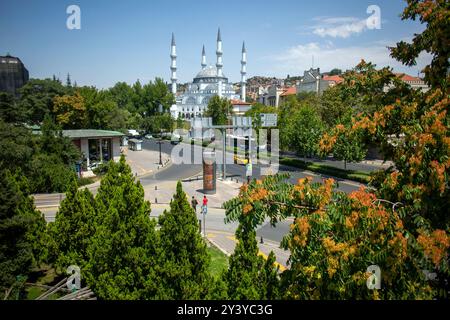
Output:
left=0, top=0, right=431, bottom=88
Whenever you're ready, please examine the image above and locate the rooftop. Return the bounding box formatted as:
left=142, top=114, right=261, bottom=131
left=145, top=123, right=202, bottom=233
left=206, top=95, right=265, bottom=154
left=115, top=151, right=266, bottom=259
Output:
left=230, top=99, right=252, bottom=105
left=394, top=73, right=423, bottom=82
left=62, top=129, right=125, bottom=139
left=280, top=86, right=297, bottom=96
left=194, top=65, right=227, bottom=79
left=323, top=75, right=344, bottom=84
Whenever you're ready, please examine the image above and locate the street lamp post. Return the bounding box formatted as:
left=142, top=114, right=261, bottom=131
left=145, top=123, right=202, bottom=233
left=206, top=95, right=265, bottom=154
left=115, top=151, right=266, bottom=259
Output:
left=157, top=139, right=163, bottom=165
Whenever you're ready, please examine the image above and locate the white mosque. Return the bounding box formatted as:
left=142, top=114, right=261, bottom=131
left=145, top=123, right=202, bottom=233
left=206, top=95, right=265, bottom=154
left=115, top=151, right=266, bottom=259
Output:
left=169, top=28, right=247, bottom=119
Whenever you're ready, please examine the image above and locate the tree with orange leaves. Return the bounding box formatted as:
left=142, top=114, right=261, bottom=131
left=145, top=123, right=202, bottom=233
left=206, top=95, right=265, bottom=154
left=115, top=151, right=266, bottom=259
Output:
left=224, top=0, right=449, bottom=299
left=224, top=174, right=447, bottom=299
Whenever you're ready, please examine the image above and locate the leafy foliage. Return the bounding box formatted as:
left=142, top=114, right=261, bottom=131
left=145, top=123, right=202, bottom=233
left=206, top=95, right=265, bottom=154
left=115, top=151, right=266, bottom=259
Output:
left=0, top=92, right=27, bottom=123
left=85, top=156, right=160, bottom=299
left=205, top=95, right=233, bottom=125
left=0, top=170, right=47, bottom=299
left=224, top=175, right=447, bottom=299
left=53, top=92, right=87, bottom=129
left=320, top=123, right=367, bottom=170
left=158, top=182, right=211, bottom=299
left=286, top=104, right=324, bottom=159
left=18, top=79, right=68, bottom=125
left=49, top=178, right=96, bottom=272
left=222, top=222, right=280, bottom=300
left=390, top=0, right=449, bottom=89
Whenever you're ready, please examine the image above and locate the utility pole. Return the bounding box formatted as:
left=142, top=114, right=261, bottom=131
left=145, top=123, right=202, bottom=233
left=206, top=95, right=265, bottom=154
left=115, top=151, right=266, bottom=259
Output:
left=222, top=128, right=226, bottom=180
left=203, top=206, right=206, bottom=237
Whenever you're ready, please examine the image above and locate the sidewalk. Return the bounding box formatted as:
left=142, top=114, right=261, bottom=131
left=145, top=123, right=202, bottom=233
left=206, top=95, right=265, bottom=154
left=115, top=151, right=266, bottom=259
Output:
left=146, top=178, right=290, bottom=270
left=34, top=146, right=172, bottom=213
left=123, top=146, right=171, bottom=177
left=143, top=177, right=242, bottom=209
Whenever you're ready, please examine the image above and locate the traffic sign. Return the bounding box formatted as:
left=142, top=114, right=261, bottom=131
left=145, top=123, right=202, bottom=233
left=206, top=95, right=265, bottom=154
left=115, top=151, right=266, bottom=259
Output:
left=260, top=113, right=277, bottom=127
left=232, top=116, right=252, bottom=137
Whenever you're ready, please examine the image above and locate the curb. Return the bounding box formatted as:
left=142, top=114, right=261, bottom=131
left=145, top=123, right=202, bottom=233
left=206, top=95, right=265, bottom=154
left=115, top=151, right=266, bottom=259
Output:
left=138, top=154, right=173, bottom=179
left=206, top=237, right=232, bottom=257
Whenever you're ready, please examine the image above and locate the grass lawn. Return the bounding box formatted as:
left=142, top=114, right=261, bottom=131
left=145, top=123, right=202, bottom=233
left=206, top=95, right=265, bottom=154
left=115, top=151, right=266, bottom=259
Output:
left=25, top=265, right=66, bottom=300
left=207, top=245, right=229, bottom=278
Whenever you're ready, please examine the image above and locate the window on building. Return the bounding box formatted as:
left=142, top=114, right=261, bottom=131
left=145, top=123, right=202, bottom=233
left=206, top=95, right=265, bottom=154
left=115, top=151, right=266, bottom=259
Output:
left=88, top=139, right=100, bottom=163
left=101, top=139, right=112, bottom=161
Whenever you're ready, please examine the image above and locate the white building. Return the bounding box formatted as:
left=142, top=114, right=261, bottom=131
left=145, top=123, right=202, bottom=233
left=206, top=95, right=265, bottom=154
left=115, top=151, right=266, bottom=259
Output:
left=63, top=129, right=124, bottom=171
left=169, top=29, right=248, bottom=119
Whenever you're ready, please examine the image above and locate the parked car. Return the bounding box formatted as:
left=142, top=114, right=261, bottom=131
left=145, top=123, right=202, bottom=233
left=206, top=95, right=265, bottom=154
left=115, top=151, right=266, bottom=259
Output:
left=127, top=129, right=140, bottom=137
left=171, top=133, right=181, bottom=145
left=144, top=134, right=153, bottom=140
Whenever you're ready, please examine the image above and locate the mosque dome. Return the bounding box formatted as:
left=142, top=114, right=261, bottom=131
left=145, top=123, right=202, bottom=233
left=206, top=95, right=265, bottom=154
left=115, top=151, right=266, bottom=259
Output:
left=194, top=65, right=227, bottom=82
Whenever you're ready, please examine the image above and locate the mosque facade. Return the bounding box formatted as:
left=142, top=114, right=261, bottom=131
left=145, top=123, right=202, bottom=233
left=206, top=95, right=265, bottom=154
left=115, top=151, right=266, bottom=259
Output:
left=169, top=29, right=247, bottom=119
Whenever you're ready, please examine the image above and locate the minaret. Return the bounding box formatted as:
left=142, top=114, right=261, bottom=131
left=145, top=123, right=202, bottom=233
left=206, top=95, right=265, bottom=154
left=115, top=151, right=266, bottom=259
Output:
left=201, top=45, right=207, bottom=70
left=216, top=28, right=223, bottom=98
left=170, top=33, right=177, bottom=95
left=169, top=33, right=178, bottom=118
left=240, top=41, right=247, bottom=102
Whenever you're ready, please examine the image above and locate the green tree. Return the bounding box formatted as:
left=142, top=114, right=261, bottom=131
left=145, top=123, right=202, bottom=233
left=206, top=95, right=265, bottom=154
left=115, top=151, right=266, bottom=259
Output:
left=0, top=170, right=47, bottom=299
left=25, top=115, right=79, bottom=193
left=141, top=78, right=175, bottom=116
left=389, top=0, right=449, bottom=89
left=141, top=113, right=174, bottom=134
left=337, top=61, right=411, bottom=115
left=18, top=78, right=68, bottom=124
left=49, top=178, right=96, bottom=272
left=224, top=174, right=443, bottom=299
left=287, top=105, right=324, bottom=160
left=131, top=80, right=144, bottom=113
left=278, top=95, right=300, bottom=151
left=326, top=125, right=367, bottom=170
left=222, top=220, right=280, bottom=300
left=53, top=91, right=87, bottom=129
left=158, top=182, right=211, bottom=299
left=319, top=86, right=352, bottom=127
left=90, top=99, right=130, bottom=131
left=205, top=95, right=233, bottom=125
left=223, top=225, right=264, bottom=299
left=0, top=92, right=27, bottom=123
left=29, top=154, right=78, bottom=193
left=38, top=115, right=80, bottom=166
left=0, top=121, right=34, bottom=173
left=85, top=157, right=160, bottom=299
left=66, top=73, right=72, bottom=87
left=245, top=102, right=276, bottom=129
left=108, top=82, right=136, bottom=113
left=0, top=117, right=80, bottom=193
left=328, top=68, right=342, bottom=76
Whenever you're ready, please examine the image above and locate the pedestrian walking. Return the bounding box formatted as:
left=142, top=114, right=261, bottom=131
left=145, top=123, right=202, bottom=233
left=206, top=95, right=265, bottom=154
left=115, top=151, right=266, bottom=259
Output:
left=202, top=195, right=208, bottom=215
left=191, top=196, right=198, bottom=213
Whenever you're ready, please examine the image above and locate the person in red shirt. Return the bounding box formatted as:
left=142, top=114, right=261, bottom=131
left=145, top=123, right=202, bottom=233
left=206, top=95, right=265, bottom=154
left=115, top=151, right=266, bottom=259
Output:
left=202, top=195, right=208, bottom=215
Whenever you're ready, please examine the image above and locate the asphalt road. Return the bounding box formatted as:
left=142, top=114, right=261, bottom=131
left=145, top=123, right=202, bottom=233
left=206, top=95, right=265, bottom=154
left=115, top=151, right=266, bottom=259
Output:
left=141, top=139, right=362, bottom=194
left=38, top=139, right=364, bottom=246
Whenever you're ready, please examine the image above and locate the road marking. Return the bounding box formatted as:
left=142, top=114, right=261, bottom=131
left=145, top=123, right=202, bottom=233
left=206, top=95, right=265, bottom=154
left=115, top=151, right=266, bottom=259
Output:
left=224, top=234, right=287, bottom=271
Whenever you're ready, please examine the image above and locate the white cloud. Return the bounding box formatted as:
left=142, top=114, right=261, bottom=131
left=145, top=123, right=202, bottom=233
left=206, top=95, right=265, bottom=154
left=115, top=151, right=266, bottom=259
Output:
left=263, top=41, right=432, bottom=77
left=312, top=16, right=360, bottom=24
left=312, top=16, right=369, bottom=38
